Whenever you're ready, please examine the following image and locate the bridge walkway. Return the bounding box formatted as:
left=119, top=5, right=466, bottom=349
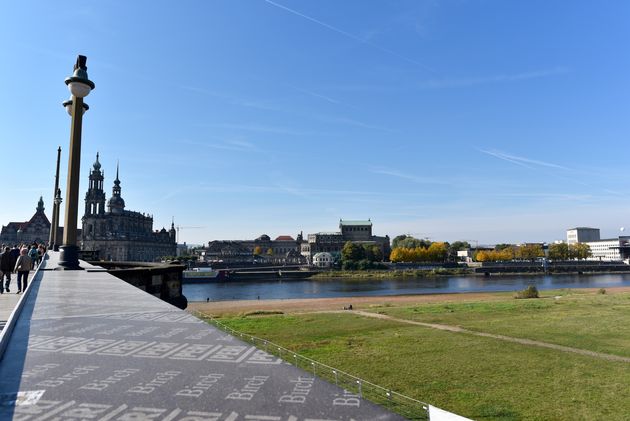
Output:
left=0, top=252, right=405, bottom=420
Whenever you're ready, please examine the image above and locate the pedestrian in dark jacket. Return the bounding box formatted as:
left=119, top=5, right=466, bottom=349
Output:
left=0, top=246, right=16, bottom=293
left=28, top=245, right=39, bottom=268
left=14, top=247, right=33, bottom=293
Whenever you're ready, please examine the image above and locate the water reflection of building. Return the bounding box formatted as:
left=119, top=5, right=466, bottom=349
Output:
left=0, top=197, right=50, bottom=245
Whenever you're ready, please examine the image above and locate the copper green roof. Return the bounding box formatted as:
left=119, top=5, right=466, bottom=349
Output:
left=339, top=219, right=372, bottom=226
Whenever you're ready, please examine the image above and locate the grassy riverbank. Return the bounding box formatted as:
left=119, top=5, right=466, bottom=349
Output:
left=197, top=288, right=630, bottom=420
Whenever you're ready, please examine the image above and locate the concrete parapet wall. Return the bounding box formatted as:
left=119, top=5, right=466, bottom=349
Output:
left=90, top=260, right=187, bottom=309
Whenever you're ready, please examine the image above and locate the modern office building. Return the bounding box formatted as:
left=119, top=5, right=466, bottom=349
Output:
left=585, top=236, right=630, bottom=262
left=567, top=227, right=600, bottom=245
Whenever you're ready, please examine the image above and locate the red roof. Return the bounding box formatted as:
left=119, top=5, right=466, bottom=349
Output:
left=275, top=235, right=294, bottom=241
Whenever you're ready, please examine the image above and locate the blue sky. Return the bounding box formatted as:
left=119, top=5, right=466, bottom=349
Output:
left=1, top=0, right=629, bottom=245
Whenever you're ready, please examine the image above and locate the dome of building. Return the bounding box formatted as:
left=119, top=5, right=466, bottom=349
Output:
left=107, top=196, right=125, bottom=213
left=93, top=153, right=102, bottom=171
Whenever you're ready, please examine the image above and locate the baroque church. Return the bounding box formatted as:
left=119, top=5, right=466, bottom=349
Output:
left=81, top=153, right=176, bottom=261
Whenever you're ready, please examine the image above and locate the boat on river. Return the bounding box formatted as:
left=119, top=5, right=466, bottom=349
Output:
left=182, top=268, right=226, bottom=283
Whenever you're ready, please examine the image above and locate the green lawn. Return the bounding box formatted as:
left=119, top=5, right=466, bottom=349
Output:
left=213, top=291, right=630, bottom=420
left=366, top=290, right=630, bottom=357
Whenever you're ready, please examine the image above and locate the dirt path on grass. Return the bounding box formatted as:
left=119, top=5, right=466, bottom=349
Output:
left=342, top=310, right=630, bottom=363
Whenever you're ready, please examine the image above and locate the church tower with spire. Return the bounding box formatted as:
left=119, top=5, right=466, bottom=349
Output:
left=84, top=153, right=106, bottom=216
left=107, top=162, right=126, bottom=214
left=80, top=154, right=176, bottom=262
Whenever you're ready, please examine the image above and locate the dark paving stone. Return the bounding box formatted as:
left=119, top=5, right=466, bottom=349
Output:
left=0, top=254, right=409, bottom=420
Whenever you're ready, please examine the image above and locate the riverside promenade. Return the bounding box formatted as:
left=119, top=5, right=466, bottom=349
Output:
left=0, top=252, right=406, bottom=420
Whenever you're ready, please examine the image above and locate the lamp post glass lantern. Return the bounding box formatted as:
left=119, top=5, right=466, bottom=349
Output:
left=58, top=55, right=94, bottom=269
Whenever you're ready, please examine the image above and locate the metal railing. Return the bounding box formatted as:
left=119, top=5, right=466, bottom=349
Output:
left=192, top=310, right=430, bottom=420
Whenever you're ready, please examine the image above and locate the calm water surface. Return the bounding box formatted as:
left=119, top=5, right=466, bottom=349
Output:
left=183, top=273, right=630, bottom=302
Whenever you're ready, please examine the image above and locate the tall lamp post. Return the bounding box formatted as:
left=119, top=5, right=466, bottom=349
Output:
left=49, top=146, right=62, bottom=250
left=52, top=188, right=62, bottom=251
left=58, top=55, right=94, bottom=269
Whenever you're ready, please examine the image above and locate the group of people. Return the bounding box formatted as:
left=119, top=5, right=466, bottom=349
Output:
left=0, top=243, right=46, bottom=294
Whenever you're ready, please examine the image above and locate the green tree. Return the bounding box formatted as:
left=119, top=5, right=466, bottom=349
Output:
left=495, top=243, right=514, bottom=251
left=569, top=243, right=592, bottom=260
left=548, top=243, right=569, bottom=260
left=448, top=241, right=471, bottom=260
left=370, top=245, right=383, bottom=262
left=392, top=235, right=409, bottom=249
left=362, top=244, right=384, bottom=262
left=392, top=235, right=431, bottom=249
left=341, top=242, right=364, bottom=262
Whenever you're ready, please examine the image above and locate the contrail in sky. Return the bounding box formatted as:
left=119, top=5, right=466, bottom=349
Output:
left=480, top=149, right=569, bottom=170
left=264, top=0, right=435, bottom=73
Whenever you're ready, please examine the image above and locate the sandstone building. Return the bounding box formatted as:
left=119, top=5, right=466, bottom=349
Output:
left=300, top=219, right=390, bottom=262
left=203, top=234, right=304, bottom=264
left=80, top=154, right=176, bottom=261
left=0, top=197, right=50, bottom=245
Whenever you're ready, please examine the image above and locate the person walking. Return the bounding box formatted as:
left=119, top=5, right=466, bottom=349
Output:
left=14, top=247, right=33, bottom=293
left=1, top=246, right=16, bottom=293
left=28, top=245, right=39, bottom=269
left=0, top=248, right=5, bottom=294
left=37, top=244, right=46, bottom=265
left=10, top=245, right=20, bottom=262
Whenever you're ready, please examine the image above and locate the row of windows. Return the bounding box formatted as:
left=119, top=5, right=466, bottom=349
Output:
left=344, top=226, right=370, bottom=232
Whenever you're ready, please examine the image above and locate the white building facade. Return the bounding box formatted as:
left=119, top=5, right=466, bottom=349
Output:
left=585, top=239, right=621, bottom=261
left=313, top=252, right=334, bottom=268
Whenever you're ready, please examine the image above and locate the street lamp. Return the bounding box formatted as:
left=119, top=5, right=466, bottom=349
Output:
left=49, top=146, right=62, bottom=250
left=52, top=188, right=62, bottom=251
left=58, top=55, right=94, bottom=269
left=62, top=99, right=89, bottom=116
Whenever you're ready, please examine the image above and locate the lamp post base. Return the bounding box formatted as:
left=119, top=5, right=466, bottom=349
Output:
left=58, top=245, right=83, bottom=270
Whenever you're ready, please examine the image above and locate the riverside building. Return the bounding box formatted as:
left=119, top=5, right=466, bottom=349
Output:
left=567, top=227, right=600, bottom=245
left=300, top=219, right=391, bottom=263
left=203, top=234, right=304, bottom=264
left=80, top=154, right=176, bottom=261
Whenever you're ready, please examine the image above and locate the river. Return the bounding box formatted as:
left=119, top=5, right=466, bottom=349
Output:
left=183, top=273, right=630, bottom=302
